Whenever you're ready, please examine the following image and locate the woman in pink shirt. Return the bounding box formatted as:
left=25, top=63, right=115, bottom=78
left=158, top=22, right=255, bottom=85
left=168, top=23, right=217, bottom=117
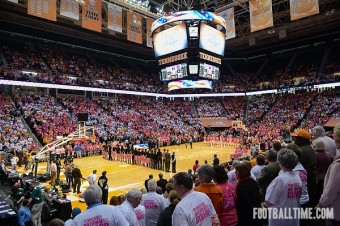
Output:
left=213, top=165, right=238, bottom=226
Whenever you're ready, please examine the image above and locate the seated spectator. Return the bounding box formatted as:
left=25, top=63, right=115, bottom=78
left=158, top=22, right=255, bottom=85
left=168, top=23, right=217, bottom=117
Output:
left=18, top=199, right=32, bottom=226
left=64, top=208, right=81, bottom=226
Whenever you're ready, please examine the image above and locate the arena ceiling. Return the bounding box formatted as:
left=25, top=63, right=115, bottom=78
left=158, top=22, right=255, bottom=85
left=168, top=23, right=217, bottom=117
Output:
left=0, top=0, right=339, bottom=60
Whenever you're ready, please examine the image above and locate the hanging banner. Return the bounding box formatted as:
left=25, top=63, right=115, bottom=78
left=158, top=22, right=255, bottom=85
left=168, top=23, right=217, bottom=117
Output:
left=60, top=0, right=79, bottom=20
left=219, top=8, right=236, bottom=40
left=107, top=3, right=122, bottom=33
left=7, top=0, right=18, bottom=3
left=146, top=18, right=154, bottom=47
left=27, top=0, right=56, bottom=21
left=127, top=11, right=143, bottom=44
left=249, top=0, right=273, bottom=32
left=82, top=0, right=102, bottom=32
left=290, top=0, right=319, bottom=21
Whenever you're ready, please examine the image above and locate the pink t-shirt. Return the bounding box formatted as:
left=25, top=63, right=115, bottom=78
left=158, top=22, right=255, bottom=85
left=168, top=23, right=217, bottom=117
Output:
left=216, top=181, right=238, bottom=226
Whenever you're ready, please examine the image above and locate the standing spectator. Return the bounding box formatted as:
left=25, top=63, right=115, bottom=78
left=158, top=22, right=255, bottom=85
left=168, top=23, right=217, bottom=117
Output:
left=272, top=141, right=282, bottom=152
left=314, top=140, right=333, bottom=203
left=98, top=171, right=109, bottom=204
left=119, top=189, right=142, bottom=225
left=316, top=153, right=340, bottom=226
left=11, top=155, right=19, bottom=170
left=50, top=161, right=57, bottom=186
left=235, top=163, right=262, bottom=226
left=250, top=151, right=259, bottom=167
left=165, top=150, right=171, bottom=172
left=18, top=199, right=32, bottom=226
left=213, top=165, right=238, bottom=226
left=72, top=165, right=83, bottom=194
left=141, top=179, right=168, bottom=226
left=266, top=149, right=302, bottom=226
left=17, top=149, right=23, bottom=167
left=71, top=185, right=128, bottom=226
left=144, top=174, right=153, bottom=192
left=313, top=125, right=337, bottom=157
left=157, top=190, right=180, bottom=226
left=87, top=170, right=97, bottom=186
left=333, top=123, right=340, bottom=156
left=193, top=160, right=200, bottom=175
left=293, top=129, right=317, bottom=207
left=194, top=164, right=223, bottom=218
left=285, top=144, right=309, bottom=207
left=29, top=181, right=44, bottom=226
left=134, top=202, right=146, bottom=226
left=172, top=172, right=220, bottom=226
left=0, top=160, right=8, bottom=185
left=251, top=155, right=266, bottom=179
left=257, top=150, right=280, bottom=201
left=55, top=158, right=61, bottom=179
left=213, top=154, right=220, bottom=166
left=157, top=173, right=168, bottom=194
left=171, top=152, right=176, bottom=173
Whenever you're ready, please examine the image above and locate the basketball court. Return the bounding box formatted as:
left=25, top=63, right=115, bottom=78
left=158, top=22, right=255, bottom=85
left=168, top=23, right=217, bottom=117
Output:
left=17, top=142, right=236, bottom=211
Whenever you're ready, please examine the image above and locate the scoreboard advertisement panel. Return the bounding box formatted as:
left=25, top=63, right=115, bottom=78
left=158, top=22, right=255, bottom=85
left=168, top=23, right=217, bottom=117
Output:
left=168, top=80, right=212, bottom=91
left=199, top=23, right=225, bottom=56
left=199, top=63, right=220, bottom=80
left=160, top=63, right=188, bottom=81
left=153, top=23, right=188, bottom=57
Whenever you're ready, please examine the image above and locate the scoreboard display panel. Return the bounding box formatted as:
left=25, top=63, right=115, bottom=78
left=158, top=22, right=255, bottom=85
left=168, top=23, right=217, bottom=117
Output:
left=199, top=23, right=225, bottom=56
left=153, top=23, right=188, bottom=57
left=160, top=63, right=188, bottom=81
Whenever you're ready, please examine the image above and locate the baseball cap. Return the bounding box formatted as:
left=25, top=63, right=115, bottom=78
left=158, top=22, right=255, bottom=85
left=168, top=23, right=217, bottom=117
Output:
left=291, top=129, right=311, bottom=140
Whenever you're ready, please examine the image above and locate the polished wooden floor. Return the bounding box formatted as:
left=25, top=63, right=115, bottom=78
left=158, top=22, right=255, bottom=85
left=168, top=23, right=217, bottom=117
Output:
left=27, top=142, right=237, bottom=211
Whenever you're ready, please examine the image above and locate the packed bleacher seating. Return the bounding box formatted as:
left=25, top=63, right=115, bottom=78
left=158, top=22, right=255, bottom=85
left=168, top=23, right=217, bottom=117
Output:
left=221, top=97, right=246, bottom=120
left=195, top=98, right=226, bottom=117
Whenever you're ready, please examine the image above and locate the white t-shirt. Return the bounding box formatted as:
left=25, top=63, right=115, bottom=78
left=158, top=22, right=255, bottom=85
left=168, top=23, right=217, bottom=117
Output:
left=265, top=171, right=302, bottom=226
left=119, top=200, right=137, bottom=226
left=279, top=162, right=309, bottom=205
left=141, top=191, right=168, bottom=226
left=172, top=190, right=217, bottom=226
left=71, top=204, right=129, bottom=226
left=87, top=174, right=97, bottom=186
left=228, top=169, right=257, bottom=186
left=251, top=165, right=265, bottom=179
left=64, top=219, right=72, bottom=226
left=134, top=204, right=145, bottom=226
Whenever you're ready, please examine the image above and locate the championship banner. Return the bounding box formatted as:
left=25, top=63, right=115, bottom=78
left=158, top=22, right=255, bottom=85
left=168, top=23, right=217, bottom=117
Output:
left=219, top=8, right=236, bottom=40
left=82, top=0, right=102, bottom=32
left=27, top=0, right=56, bottom=21
left=249, top=0, right=273, bottom=32
left=127, top=11, right=143, bottom=44
left=146, top=18, right=154, bottom=47
left=107, top=3, right=122, bottom=33
left=60, top=0, right=79, bottom=20
left=290, top=0, right=319, bottom=21
left=7, top=0, right=18, bottom=3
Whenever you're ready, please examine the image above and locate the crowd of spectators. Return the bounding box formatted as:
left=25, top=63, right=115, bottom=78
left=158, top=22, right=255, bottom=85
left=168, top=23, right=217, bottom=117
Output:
left=195, top=98, right=226, bottom=117
left=1, top=41, right=340, bottom=94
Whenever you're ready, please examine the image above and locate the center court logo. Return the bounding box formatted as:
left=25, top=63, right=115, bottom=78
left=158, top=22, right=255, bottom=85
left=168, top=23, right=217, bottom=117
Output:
left=253, top=207, right=334, bottom=220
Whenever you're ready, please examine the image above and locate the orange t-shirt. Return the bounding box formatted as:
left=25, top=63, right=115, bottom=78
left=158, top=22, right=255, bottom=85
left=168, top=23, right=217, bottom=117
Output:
left=194, top=183, right=223, bottom=217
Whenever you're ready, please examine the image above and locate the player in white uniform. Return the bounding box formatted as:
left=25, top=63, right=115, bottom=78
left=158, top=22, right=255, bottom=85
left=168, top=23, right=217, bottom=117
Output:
left=172, top=172, right=220, bottom=226
left=72, top=185, right=128, bottom=226
left=265, top=149, right=303, bottom=226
